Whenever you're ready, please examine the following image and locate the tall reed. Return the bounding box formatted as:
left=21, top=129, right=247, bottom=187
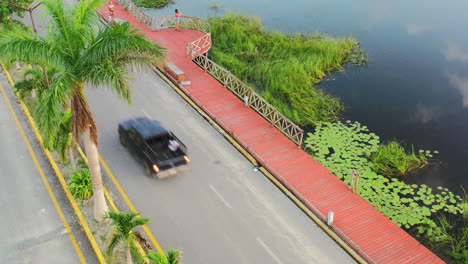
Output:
left=208, top=14, right=360, bottom=125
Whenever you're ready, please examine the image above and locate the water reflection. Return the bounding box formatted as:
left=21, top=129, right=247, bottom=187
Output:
left=444, top=41, right=468, bottom=62
left=410, top=103, right=443, bottom=124
left=405, top=23, right=428, bottom=36
left=446, top=73, right=468, bottom=107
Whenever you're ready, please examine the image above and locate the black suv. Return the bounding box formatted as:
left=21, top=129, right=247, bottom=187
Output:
left=118, top=117, right=189, bottom=179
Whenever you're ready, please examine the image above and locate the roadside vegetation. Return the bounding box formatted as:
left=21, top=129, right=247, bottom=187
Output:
left=1, top=0, right=181, bottom=263
left=208, top=14, right=366, bottom=126
left=133, top=0, right=172, bottom=9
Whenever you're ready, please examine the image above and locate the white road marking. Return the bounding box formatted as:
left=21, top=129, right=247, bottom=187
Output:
left=256, top=237, right=284, bottom=264
left=209, top=184, right=233, bottom=209
left=141, top=109, right=151, bottom=119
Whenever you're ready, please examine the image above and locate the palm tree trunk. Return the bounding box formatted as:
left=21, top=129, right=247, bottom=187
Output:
left=126, top=246, right=133, bottom=264
left=69, top=145, right=76, bottom=170
left=82, top=128, right=108, bottom=221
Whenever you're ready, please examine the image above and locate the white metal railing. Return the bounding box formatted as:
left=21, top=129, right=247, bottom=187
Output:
left=186, top=33, right=212, bottom=59
left=117, top=0, right=210, bottom=33
left=187, top=47, right=304, bottom=146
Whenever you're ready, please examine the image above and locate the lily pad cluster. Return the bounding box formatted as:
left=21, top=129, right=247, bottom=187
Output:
left=304, top=121, right=463, bottom=230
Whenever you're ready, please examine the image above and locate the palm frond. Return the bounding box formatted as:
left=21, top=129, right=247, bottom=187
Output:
left=80, top=21, right=166, bottom=70
left=107, top=233, right=125, bottom=255
left=72, top=0, right=104, bottom=33
left=131, top=217, right=150, bottom=229
left=84, top=60, right=132, bottom=103
left=146, top=251, right=169, bottom=264
left=0, top=28, right=67, bottom=69
left=166, top=249, right=182, bottom=264
left=40, top=0, right=75, bottom=54
left=35, top=72, right=75, bottom=141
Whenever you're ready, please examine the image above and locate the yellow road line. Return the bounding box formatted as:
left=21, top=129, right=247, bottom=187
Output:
left=0, top=81, right=86, bottom=263
left=75, top=145, right=157, bottom=262
left=152, top=66, right=368, bottom=264
left=98, top=154, right=166, bottom=255
left=1, top=64, right=108, bottom=264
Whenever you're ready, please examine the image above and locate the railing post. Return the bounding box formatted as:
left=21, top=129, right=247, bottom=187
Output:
left=350, top=169, right=360, bottom=193
left=243, top=95, right=249, bottom=107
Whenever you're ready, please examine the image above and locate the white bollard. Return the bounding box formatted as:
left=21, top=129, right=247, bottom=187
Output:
left=327, top=211, right=334, bottom=226
left=244, top=95, right=249, bottom=107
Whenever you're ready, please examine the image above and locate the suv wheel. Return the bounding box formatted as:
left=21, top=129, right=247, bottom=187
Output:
left=119, top=133, right=127, bottom=147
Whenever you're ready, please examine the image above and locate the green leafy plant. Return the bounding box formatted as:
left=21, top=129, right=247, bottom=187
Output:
left=67, top=169, right=93, bottom=200
left=0, top=0, right=33, bottom=24
left=304, top=121, right=463, bottom=230
left=146, top=249, right=183, bottom=264
left=304, top=121, right=379, bottom=181
left=417, top=214, right=468, bottom=263
left=370, top=140, right=434, bottom=177
left=208, top=14, right=364, bottom=126
left=133, top=0, right=172, bottom=9
left=104, top=210, right=150, bottom=264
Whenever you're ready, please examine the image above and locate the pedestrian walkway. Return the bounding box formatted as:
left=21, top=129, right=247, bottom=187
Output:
left=101, top=2, right=445, bottom=263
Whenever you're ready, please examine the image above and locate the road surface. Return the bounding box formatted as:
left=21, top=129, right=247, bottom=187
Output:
left=87, top=70, right=356, bottom=264
left=0, top=76, right=96, bottom=264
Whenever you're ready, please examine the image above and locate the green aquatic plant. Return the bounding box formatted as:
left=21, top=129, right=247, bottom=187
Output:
left=304, top=121, right=379, bottom=180
left=208, top=14, right=361, bottom=126
left=370, top=140, right=434, bottom=177
left=417, top=213, right=468, bottom=263
left=304, top=121, right=463, bottom=230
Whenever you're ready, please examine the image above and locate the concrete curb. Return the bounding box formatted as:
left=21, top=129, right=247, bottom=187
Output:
left=1, top=63, right=109, bottom=264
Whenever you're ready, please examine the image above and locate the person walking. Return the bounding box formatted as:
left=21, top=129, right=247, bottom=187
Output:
left=108, top=1, right=115, bottom=22
left=175, top=9, right=182, bottom=31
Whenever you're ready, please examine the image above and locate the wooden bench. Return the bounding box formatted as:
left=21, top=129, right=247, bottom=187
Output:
left=164, top=62, right=185, bottom=82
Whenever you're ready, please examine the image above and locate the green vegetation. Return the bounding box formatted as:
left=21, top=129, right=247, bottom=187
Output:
left=208, top=14, right=364, bottom=126
left=68, top=169, right=93, bottom=200
left=104, top=210, right=150, bottom=264
left=146, top=249, right=183, bottom=264
left=133, top=0, right=172, bottom=9
left=420, top=213, right=467, bottom=263
left=304, top=121, right=464, bottom=262
left=370, top=140, right=433, bottom=177
left=0, top=0, right=166, bottom=221
left=0, top=0, right=33, bottom=24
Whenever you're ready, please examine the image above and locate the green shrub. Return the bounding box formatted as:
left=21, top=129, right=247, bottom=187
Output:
left=133, top=0, right=172, bottom=9
left=370, top=140, right=433, bottom=177
left=67, top=169, right=93, bottom=200
left=208, top=14, right=361, bottom=126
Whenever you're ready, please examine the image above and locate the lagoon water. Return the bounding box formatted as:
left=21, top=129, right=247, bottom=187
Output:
left=146, top=0, right=468, bottom=193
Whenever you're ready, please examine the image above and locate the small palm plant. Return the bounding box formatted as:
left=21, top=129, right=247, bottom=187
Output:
left=67, top=168, right=93, bottom=200
left=104, top=210, right=150, bottom=264
left=146, top=249, right=183, bottom=264
left=14, top=67, right=58, bottom=101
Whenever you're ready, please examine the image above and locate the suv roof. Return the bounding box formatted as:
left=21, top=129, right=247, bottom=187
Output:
left=124, top=117, right=169, bottom=140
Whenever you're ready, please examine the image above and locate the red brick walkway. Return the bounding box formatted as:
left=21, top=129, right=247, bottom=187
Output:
left=101, top=2, right=445, bottom=263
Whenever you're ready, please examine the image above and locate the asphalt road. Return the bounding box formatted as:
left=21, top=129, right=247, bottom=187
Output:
left=86, top=70, right=356, bottom=264
left=0, top=79, right=83, bottom=264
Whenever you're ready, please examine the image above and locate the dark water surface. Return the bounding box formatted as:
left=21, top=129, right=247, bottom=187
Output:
left=146, top=0, right=468, bottom=193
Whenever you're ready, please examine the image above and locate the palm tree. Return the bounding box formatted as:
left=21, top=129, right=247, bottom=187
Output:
left=146, top=249, right=183, bottom=264
left=0, top=0, right=166, bottom=221
left=15, top=68, right=76, bottom=166
left=104, top=210, right=150, bottom=264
